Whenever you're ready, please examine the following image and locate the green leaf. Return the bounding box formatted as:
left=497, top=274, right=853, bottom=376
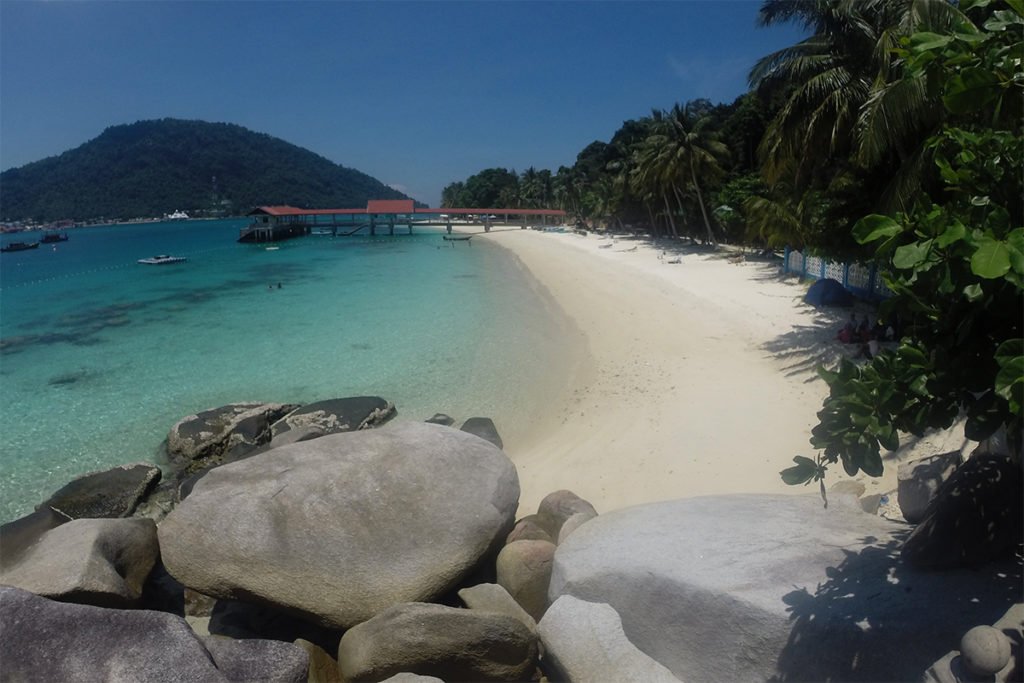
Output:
left=908, top=32, right=954, bottom=52
left=944, top=67, right=1002, bottom=114
left=853, top=214, right=902, bottom=244
left=936, top=220, right=967, bottom=248
left=781, top=456, right=818, bottom=486
left=963, top=283, right=984, bottom=301
left=965, top=408, right=1003, bottom=441
left=861, top=449, right=885, bottom=477
left=1005, top=228, right=1024, bottom=274
left=996, top=338, right=1024, bottom=364
left=995, top=358, right=1024, bottom=400
left=893, top=239, right=933, bottom=269
left=995, top=340, right=1024, bottom=407
left=971, top=237, right=1012, bottom=278
left=877, top=424, right=900, bottom=452
left=1006, top=0, right=1024, bottom=16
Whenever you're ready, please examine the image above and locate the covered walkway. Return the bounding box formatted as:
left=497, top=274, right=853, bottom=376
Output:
left=240, top=200, right=566, bottom=242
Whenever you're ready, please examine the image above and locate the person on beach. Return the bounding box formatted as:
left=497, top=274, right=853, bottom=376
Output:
left=838, top=314, right=856, bottom=344
left=858, top=315, right=871, bottom=342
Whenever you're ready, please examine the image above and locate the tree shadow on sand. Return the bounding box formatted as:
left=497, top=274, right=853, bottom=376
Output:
left=771, top=532, right=1022, bottom=681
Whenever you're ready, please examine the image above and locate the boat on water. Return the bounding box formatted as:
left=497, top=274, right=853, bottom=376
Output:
left=164, top=210, right=189, bottom=221
left=41, top=231, right=69, bottom=243
left=138, top=254, right=187, bottom=265
left=1, top=241, right=40, bottom=252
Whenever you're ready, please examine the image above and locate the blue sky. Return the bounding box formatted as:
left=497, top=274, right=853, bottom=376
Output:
left=0, top=1, right=805, bottom=207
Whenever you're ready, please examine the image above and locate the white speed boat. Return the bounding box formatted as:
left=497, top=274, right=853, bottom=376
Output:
left=138, top=255, right=187, bottom=265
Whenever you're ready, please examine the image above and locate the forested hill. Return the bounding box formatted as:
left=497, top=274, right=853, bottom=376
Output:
left=0, top=118, right=414, bottom=222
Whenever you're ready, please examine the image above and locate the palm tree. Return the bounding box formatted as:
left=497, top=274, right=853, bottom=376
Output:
left=633, top=104, right=729, bottom=246
left=750, top=0, right=965, bottom=211
left=553, top=166, right=583, bottom=218
left=519, top=167, right=541, bottom=209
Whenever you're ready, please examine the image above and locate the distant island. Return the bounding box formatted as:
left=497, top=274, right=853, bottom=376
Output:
left=0, top=118, right=416, bottom=224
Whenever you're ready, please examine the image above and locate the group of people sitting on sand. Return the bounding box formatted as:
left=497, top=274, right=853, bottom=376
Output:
left=837, top=313, right=899, bottom=360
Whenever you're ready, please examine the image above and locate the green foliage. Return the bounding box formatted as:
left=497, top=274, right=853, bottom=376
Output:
left=784, top=3, right=1024, bottom=488
left=0, top=119, right=411, bottom=222
left=440, top=168, right=519, bottom=209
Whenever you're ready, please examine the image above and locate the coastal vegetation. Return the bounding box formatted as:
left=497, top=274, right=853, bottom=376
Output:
left=444, top=0, right=1023, bottom=489
left=0, top=118, right=412, bottom=223
left=782, top=0, right=1023, bottom=488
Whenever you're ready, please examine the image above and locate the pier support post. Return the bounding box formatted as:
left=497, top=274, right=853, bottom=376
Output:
left=389, top=217, right=395, bottom=236
left=370, top=216, right=376, bottom=236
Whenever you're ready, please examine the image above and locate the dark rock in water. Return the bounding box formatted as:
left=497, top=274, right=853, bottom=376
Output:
left=460, top=417, right=503, bottom=449
left=0, top=506, right=72, bottom=570
left=337, top=602, right=538, bottom=682
left=426, top=413, right=455, bottom=426
left=271, top=396, right=395, bottom=441
left=902, top=454, right=1023, bottom=569
left=0, top=585, right=309, bottom=682
left=41, top=462, right=161, bottom=519
left=167, top=401, right=299, bottom=475
left=158, top=422, right=520, bottom=630
left=0, top=518, right=158, bottom=609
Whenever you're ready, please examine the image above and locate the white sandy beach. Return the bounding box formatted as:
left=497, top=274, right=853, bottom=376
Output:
left=471, top=226, right=938, bottom=518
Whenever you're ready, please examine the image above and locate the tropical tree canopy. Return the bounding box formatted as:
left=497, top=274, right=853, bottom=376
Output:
left=782, top=0, right=1024, bottom=492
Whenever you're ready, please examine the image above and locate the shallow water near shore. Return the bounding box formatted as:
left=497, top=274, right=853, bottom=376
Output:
left=0, top=220, right=572, bottom=522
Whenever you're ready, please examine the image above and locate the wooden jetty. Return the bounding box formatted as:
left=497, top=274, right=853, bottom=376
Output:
left=240, top=200, right=566, bottom=243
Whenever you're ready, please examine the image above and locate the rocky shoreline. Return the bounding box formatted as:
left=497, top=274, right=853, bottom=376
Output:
left=1, top=396, right=1020, bottom=681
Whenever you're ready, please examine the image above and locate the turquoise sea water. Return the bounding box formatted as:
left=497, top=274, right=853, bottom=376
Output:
left=0, top=219, right=571, bottom=523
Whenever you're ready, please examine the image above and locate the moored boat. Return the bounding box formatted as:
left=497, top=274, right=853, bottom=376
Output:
left=1, top=241, right=40, bottom=252
left=41, top=231, right=70, bottom=243
left=138, top=254, right=187, bottom=265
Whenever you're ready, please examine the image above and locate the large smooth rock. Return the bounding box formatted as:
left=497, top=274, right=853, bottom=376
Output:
left=167, top=401, right=299, bottom=474
left=458, top=583, right=538, bottom=634
left=537, top=490, right=598, bottom=537
left=337, top=602, right=538, bottom=682
left=0, top=506, right=71, bottom=569
left=538, top=595, right=680, bottom=682
left=270, top=397, right=395, bottom=442
left=159, top=421, right=520, bottom=629
left=902, top=454, right=1023, bottom=569
left=41, top=462, right=162, bottom=519
left=1, top=517, right=158, bottom=608
left=294, top=638, right=342, bottom=683
left=497, top=540, right=556, bottom=621
left=549, top=494, right=1022, bottom=682
left=0, top=585, right=306, bottom=682
left=897, top=451, right=961, bottom=524
left=200, top=636, right=309, bottom=682
left=924, top=603, right=1024, bottom=683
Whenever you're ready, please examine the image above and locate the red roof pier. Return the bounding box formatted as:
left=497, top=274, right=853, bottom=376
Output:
left=241, top=200, right=566, bottom=243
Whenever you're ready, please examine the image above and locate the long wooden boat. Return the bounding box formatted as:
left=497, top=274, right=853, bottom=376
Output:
left=1, top=241, right=40, bottom=252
